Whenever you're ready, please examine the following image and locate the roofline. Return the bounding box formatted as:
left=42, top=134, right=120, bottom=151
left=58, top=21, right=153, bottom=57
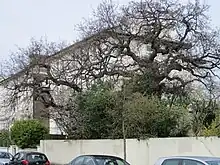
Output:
left=45, top=28, right=112, bottom=62
left=0, top=64, right=34, bottom=85
left=0, top=26, right=191, bottom=85
left=0, top=29, right=107, bottom=85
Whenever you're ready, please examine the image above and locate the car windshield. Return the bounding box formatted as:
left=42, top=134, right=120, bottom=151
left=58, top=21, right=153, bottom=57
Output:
left=206, top=161, right=220, bottom=165
left=27, top=153, right=47, bottom=161
left=0, top=152, right=11, bottom=159
left=94, top=156, right=130, bottom=165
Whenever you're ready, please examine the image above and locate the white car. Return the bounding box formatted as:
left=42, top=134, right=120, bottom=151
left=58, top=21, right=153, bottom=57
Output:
left=0, top=151, right=13, bottom=165
left=154, top=156, right=220, bottom=165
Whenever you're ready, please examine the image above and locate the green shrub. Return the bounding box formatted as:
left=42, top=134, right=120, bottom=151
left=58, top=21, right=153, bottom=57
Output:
left=0, top=130, right=11, bottom=147
left=10, top=119, right=49, bottom=148
left=200, top=117, right=220, bottom=137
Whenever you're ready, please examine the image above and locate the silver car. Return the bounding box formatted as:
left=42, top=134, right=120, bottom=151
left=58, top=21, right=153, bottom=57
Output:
left=154, top=156, right=220, bottom=165
left=0, top=152, right=13, bottom=165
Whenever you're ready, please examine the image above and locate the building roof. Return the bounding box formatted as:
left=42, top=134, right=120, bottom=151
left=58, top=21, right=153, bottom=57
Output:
left=0, top=27, right=191, bottom=85
left=0, top=30, right=103, bottom=85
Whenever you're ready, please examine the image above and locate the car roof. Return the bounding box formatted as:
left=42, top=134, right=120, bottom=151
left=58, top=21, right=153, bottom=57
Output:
left=17, top=151, right=46, bottom=155
left=83, top=155, right=124, bottom=160
left=158, top=156, right=220, bottom=162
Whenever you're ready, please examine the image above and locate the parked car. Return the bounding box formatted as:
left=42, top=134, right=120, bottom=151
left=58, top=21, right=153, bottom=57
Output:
left=9, top=151, right=50, bottom=165
left=154, top=156, right=220, bottom=165
left=0, top=151, right=13, bottom=165
left=68, top=155, right=130, bottom=165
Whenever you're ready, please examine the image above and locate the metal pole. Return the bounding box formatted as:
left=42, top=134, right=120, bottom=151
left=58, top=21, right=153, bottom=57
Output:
left=122, top=84, right=126, bottom=162
left=122, top=119, right=126, bottom=161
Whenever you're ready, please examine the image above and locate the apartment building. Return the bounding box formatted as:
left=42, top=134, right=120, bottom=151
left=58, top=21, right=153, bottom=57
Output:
left=0, top=29, right=194, bottom=135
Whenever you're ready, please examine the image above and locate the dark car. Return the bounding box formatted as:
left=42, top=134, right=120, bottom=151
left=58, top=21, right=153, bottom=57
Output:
left=68, top=155, right=130, bottom=165
left=9, top=151, right=50, bottom=165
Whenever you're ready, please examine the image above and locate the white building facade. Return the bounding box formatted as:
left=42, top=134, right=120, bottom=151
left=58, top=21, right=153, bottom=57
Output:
left=0, top=30, right=195, bottom=135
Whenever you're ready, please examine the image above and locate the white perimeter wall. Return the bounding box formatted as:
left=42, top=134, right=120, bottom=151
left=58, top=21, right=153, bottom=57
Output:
left=39, top=137, right=220, bottom=165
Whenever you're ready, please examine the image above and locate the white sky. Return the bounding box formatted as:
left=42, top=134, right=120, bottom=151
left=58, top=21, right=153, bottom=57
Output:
left=0, top=0, right=219, bottom=62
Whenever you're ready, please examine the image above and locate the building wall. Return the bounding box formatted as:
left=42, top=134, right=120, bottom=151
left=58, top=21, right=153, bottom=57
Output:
left=0, top=83, right=61, bottom=134
left=39, top=137, right=220, bottom=165
left=0, top=35, right=200, bottom=134
left=49, top=119, right=63, bottom=135
left=0, top=85, right=33, bottom=130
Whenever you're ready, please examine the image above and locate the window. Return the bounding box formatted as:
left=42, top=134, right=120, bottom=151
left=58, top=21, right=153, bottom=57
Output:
left=26, top=153, right=47, bottom=162
left=0, top=152, right=12, bottom=159
left=94, top=157, right=129, bottom=165
left=182, top=159, right=205, bottom=165
left=162, top=159, right=181, bottom=165
left=206, top=161, right=220, bottom=165
left=72, top=156, right=85, bottom=165
left=83, top=157, right=95, bottom=165
left=116, top=160, right=128, bottom=165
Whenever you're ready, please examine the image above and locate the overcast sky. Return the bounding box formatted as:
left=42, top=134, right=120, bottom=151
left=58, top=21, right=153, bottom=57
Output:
left=0, top=0, right=219, bottom=61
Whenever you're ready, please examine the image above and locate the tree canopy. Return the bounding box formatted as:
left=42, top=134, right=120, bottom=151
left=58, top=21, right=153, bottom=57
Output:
left=1, top=0, right=220, bottom=139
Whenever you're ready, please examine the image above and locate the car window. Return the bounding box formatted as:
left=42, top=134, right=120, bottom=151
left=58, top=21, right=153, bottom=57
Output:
left=162, top=159, right=181, bottom=165
left=26, top=153, right=47, bottom=162
left=206, top=161, right=220, bottom=165
left=72, top=157, right=85, bottom=165
left=0, top=152, right=12, bottom=159
left=94, top=157, right=129, bottom=165
left=182, top=159, right=205, bottom=165
left=116, top=160, right=128, bottom=165
left=83, top=157, right=95, bottom=165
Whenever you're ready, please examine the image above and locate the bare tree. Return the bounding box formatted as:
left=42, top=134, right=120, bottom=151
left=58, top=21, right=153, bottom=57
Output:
left=77, top=0, right=220, bottom=95
left=0, top=0, right=220, bottom=135
left=0, top=38, right=77, bottom=133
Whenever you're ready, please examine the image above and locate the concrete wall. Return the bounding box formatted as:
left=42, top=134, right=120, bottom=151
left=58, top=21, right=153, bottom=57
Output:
left=0, top=147, right=9, bottom=152
left=8, top=145, right=38, bottom=155
left=39, top=137, right=220, bottom=165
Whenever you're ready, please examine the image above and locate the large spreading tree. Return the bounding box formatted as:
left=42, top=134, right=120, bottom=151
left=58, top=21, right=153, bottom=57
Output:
left=0, top=0, right=220, bottom=137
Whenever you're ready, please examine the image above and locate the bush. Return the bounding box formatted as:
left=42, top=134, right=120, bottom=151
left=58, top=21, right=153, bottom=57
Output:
left=0, top=130, right=11, bottom=147
left=10, top=119, right=49, bottom=149
left=123, top=93, right=191, bottom=138
left=200, top=116, right=220, bottom=137
left=77, top=82, right=116, bottom=139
